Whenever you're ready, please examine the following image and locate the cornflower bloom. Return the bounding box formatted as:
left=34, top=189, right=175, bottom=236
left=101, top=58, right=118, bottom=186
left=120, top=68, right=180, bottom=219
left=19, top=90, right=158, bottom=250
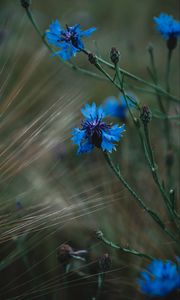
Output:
left=137, top=258, right=180, bottom=297
left=104, top=94, right=135, bottom=121
left=154, top=13, right=180, bottom=50
left=45, top=20, right=96, bottom=60
left=72, top=103, right=125, bottom=154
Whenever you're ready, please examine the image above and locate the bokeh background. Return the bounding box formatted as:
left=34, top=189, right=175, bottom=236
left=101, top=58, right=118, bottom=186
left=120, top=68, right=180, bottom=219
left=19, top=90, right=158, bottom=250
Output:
left=0, top=0, right=179, bottom=299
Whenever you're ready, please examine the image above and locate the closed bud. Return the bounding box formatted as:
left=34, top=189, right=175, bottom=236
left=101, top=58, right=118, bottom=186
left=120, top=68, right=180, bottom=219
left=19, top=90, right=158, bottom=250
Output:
left=98, top=253, right=111, bottom=272
left=96, top=230, right=103, bottom=239
left=20, top=0, right=31, bottom=9
left=140, top=105, right=151, bottom=125
left=57, top=244, right=73, bottom=266
left=57, top=244, right=87, bottom=266
left=110, top=47, right=120, bottom=64
left=88, top=53, right=97, bottom=65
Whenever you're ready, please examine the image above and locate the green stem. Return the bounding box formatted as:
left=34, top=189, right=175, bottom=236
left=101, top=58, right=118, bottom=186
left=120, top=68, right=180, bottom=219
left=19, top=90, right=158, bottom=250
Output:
left=165, top=49, right=172, bottom=94
left=114, top=63, right=138, bottom=120
left=92, top=273, right=104, bottom=300
left=165, top=49, right=173, bottom=188
left=148, top=46, right=166, bottom=113
left=96, top=231, right=153, bottom=260
left=143, top=125, right=179, bottom=230
left=147, top=46, right=174, bottom=192
left=104, top=152, right=179, bottom=243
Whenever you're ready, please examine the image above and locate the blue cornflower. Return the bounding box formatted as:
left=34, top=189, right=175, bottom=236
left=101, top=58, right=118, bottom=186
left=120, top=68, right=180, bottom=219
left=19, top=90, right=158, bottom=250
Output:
left=45, top=20, right=96, bottom=60
left=137, top=258, right=180, bottom=297
left=154, top=13, right=180, bottom=39
left=154, top=13, right=180, bottom=50
left=71, top=103, right=125, bottom=154
left=104, top=94, right=135, bottom=121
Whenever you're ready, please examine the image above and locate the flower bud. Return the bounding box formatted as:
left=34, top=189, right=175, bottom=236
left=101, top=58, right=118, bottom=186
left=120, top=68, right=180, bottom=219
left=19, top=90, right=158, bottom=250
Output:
left=88, top=53, right=97, bottom=65
left=140, top=105, right=151, bottom=126
left=20, top=0, right=31, bottom=9
left=57, top=244, right=73, bottom=265
left=96, top=230, right=103, bottom=239
left=110, top=47, right=120, bottom=64
left=98, top=253, right=111, bottom=272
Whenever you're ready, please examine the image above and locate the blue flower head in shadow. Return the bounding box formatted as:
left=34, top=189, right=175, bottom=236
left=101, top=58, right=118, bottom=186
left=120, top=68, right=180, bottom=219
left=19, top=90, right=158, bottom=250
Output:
left=72, top=103, right=125, bottom=154
left=45, top=20, right=96, bottom=60
left=154, top=13, right=180, bottom=50
left=137, top=258, right=180, bottom=297
left=104, top=93, right=136, bottom=121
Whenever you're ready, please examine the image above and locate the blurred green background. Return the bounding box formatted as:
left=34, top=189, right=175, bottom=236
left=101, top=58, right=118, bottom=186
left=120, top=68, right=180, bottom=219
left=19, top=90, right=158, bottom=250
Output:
left=0, top=0, right=179, bottom=299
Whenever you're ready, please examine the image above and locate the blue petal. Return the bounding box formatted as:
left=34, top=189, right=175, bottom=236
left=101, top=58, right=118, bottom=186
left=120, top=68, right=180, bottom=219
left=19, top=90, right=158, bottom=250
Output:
left=52, top=44, right=78, bottom=60
left=101, top=137, right=116, bottom=153
left=80, top=27, right=96, bottom=37
left=72, top=128, right=94, bottom=154
left=81, top=103, right=105, bottom=121
left=97, top=105, right=106, bottom=119
left=45, top=31, right=61, bottom=47
left=102, top=124, right=125, bottom=152
left=106, top=124, right=126, bottom=141
left=70, top=24, right=81, bottom=33
left=77, top=140, right=94, bottom=154
left=71, top=128, right=86, bottom=145
left=81, top=103, right=97, bottom=120
left=49, top=20, right=61, bottom=35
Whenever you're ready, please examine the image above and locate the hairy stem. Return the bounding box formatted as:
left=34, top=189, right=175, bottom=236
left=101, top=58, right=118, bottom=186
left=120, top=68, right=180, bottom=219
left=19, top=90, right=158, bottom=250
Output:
left=96, top=231, right=153, bottom=260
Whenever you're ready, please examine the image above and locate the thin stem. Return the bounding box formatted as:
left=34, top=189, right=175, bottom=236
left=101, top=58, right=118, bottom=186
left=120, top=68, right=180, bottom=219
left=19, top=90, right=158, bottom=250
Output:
left=148, top=46, right=166, bottom=113
left=165, top=49, right=172, bottom=94
left=92, top=273, right=104, bottom=300
left=165, top=49, right=173, bottom=149
left=165, top=49, right=173, bottom=189
left=143, top=125, right=179, bottom=230
left=96, top=231, right=153, bottom=260
left=104, top=152, right=179, bottom=243
left=114, top=63, right=138, bottom=120
left=147, top=46, right=174, bottom=191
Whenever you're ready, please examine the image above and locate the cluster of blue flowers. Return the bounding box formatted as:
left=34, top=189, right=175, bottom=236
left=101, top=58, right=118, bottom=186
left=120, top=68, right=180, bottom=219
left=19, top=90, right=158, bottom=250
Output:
left=45, top=20, right=96, bottom=60
left=137, top=258, right=180, bottom=297
left=71, top=103, right=125, bottom=154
